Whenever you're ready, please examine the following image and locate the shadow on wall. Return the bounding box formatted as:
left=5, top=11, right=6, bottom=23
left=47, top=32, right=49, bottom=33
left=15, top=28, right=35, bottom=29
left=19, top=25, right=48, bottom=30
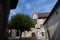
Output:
left=50, top=22, right=60, bottom=40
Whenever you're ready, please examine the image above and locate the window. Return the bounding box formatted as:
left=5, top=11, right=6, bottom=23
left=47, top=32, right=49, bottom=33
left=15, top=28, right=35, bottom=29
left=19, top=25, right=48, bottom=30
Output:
left=38, top=32, right=41, bottom=36
left=41, top=32, right=44, bottom=36
left=56, top=11, right=58, bottom=15
left=16, top=30, right=19, bottom=36
left=36, top=28, right=40, bottom=29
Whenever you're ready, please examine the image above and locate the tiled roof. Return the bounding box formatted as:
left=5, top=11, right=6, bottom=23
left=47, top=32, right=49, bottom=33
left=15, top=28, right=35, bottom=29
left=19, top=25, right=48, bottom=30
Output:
left=38, top=12, right=49, bottom=19
left=33, top=12, right=49, bottom=24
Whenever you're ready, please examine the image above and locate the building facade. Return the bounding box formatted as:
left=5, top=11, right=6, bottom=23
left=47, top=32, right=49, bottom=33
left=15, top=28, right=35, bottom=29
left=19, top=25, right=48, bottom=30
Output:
left=10, top=12, right=49, bottom=40
left=33, top=12, right=49, bottom=40
left=43, top=0, right=60, bottom=40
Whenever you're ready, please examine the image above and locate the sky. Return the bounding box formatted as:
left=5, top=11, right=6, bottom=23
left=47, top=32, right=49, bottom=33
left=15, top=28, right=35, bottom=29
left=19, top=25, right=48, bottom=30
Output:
left=9, top=0, right=57, bottom=19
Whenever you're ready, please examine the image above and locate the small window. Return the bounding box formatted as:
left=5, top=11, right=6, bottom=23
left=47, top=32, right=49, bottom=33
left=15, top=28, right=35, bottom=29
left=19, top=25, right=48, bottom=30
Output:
left=38, top=32, right=41, bottom=36
left=16, top=30, right=19, bottom=36
left=36, top=28, right=40, bottom=29
left=41, top=32, right=44, bottom=36
left=56, top=11, right=58, bottom=15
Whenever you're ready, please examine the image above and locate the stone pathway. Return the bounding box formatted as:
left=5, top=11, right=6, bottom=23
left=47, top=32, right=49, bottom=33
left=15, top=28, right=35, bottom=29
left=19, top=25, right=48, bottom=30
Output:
left=8, top=37, right=36, bottom=40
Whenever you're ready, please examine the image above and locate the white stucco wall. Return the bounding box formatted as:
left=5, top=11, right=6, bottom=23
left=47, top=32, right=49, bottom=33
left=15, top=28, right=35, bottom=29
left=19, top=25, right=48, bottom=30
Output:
left=11, top=29, right=17, bottom=37
left=37, top=19, right=46, bottom=24
left=35, top=19, right=46, bottom=39
left=35, top=19, right=46, bottom=28
left=22, top=28, right=36, bottom=38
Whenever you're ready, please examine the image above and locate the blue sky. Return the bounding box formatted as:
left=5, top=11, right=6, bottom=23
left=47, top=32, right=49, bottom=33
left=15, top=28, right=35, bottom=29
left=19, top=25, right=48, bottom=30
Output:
left=9, top=0, right=57, bottom=19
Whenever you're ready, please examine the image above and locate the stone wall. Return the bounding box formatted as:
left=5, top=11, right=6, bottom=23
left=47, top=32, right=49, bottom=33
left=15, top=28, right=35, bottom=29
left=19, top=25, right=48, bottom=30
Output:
left=44, top=6, right=60, bottom=40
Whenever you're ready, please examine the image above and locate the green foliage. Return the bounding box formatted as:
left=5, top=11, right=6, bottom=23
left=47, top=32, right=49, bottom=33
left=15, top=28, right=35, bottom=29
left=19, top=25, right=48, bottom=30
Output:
left=9, top=13, right=34, bottom=32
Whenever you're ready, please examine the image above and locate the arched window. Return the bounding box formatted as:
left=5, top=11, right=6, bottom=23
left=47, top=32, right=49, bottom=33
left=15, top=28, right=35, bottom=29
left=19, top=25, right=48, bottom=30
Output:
left=31, top=32, right=36, bottom=37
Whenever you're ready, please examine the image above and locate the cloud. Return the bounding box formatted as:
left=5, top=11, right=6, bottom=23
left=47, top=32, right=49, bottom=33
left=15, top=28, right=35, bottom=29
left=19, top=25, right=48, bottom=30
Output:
left=9, top=6, right=23, bottom=19
left=19, top=0, right=25, bottom=4
left=16, top=7, right=23, bottom=12
left=37, top=1, right=56, bottom=12
left=25, top=3, right=31, bottom=10
left=9, top=10, right=15, bottom=20
left=11, top=6, right=23, bottom=13
left=10, top=10, right=15, bottom=15
left=36, top=0, right=47, bottom=4
left=38, top=0, right=47, bottom=2
left=31, top=0, right=47, bottom=6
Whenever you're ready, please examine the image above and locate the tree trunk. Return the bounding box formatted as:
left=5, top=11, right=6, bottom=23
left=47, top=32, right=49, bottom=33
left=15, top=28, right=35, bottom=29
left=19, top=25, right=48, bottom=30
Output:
left=19, top=31, right=22, bottom=40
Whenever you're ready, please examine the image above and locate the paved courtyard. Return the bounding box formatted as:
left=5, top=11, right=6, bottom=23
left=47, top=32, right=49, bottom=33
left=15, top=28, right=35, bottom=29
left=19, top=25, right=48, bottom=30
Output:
left=8, top=37, right=37, bottom=40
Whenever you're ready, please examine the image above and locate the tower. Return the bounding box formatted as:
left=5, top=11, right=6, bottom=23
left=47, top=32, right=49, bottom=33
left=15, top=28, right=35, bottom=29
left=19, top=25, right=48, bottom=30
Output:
left=33, top=11, right=38, bottom=19
left=32, top=2, right=38, bottom=24
left=33, top=2, right=38, bottom=19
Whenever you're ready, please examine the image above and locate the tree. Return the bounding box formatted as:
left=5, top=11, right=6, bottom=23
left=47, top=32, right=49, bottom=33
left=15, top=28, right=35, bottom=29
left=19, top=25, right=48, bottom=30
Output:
left=9, top=13, right=34, bottom=39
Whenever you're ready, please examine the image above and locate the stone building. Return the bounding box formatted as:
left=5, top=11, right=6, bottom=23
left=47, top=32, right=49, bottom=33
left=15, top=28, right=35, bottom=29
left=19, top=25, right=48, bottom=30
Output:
left=9, top=1, right=49, bottom=39
left=43, top=0, right=60, bottom=40
left=21, top=12, right=49, bottom=39
left=10, top=12, right=49, bottom=39
left=33, top=12, right=49, bottom=40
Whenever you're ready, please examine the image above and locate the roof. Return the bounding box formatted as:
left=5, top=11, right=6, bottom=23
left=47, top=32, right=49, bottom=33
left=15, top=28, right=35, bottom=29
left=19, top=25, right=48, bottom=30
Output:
left=33, top=12, right=49, bottom=24
left=10, top=0, right=18, bottom=9
left=43, top=0, right=60, bottom=25
left=38, top=12, right=49, bottom=19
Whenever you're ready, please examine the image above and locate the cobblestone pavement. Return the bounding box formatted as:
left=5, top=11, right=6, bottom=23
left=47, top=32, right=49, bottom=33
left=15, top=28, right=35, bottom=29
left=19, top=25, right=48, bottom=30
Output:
left=8, top=37, right=37, bottom=40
